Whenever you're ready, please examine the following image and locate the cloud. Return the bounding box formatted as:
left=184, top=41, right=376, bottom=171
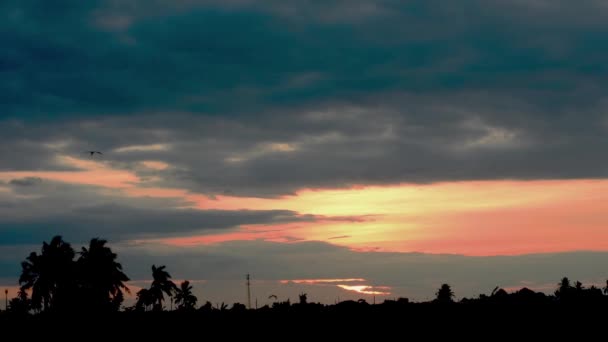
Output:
left=9, top=177, right=42, bottom=186
left=3, top=103, right=607, bottom=197
left=114, top=144, right=171, bottom=153
left=3, top=0, right=608, bottom=117
left=1, top=0, right=608, bottom=195
left=0, top=180, right=318, bottom=245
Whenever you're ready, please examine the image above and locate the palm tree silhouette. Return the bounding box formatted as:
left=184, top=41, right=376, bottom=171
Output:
left=135, top=288, right=155, bottom=312
left=77, top=238, right=130, bottom=311
left=174, top=280, right=198, bottom=311
left=19, top=236, right=76, bottom=312
left=149, top=265, right=177, bottom=311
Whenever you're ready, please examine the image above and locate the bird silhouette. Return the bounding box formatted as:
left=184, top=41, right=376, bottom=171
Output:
left=86, top=151, right=103, bottom=156
left=268, top=294, right=278, bottom=300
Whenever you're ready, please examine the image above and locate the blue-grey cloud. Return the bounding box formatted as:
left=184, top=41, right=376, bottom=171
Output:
left=0, top=180, right=317, bottom=244
left=9, top=177, right=42, bottom=186
left=1, top=1, right=608, bottom=195
left=3, top=0, right=608, bottom=119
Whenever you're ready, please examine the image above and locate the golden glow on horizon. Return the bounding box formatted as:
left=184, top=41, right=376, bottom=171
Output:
left=280, top=279, right=366, bottom=284
left=337, top=285, right=391, bottom=295
left=278, top=279, right=391, bottom=296
left=5, top=155, right=608, bottom=256
left=166, top=179, right=608, bottom=255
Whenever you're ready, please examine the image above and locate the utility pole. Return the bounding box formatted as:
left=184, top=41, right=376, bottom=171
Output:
left=4, top=289, right=7, bottom=311
left=246, top=274, right=252, bottom=309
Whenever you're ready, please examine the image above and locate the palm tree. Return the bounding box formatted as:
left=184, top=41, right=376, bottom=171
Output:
left=135, top=288, right=155, bottom=312
left=174, top=280, right=198, bottom=311
left=77, top=238, right=130, bottom=311
left=435, top=284, right=455, bottom=303
left=149, top=265, right=177, bottom=311
left=19, top=236, right=76, bottom=312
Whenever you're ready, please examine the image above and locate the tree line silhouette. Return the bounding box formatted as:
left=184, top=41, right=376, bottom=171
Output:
left=4, top=236, right=196, bottom=315
left=3, top=235, right=608, bottom=317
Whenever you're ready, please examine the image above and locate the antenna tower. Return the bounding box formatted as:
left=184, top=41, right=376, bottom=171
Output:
left=246, top=274, right=252, bottom=309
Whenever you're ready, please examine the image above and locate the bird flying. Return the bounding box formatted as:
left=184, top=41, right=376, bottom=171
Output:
left=86, top=151, right=103, bottom=156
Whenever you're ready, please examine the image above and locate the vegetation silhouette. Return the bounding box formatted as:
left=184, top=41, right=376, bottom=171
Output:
left=3, top=235, right=608, bottom=337
left=78, top=238, right=130, bottom=312
left=19, top=236, right=77, bottom=312
left=149, top=265, right=178, bottom=311
left=17, top=236, right=129, bottom=313
left=435, top=283, right=454, bottom=303
left=175, top=280, right=197, bottom=311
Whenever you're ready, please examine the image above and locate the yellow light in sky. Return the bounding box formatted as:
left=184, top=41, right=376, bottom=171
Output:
left=182, top=180, right=608, bottom=256
left=4, top=155, right=608, bottom=256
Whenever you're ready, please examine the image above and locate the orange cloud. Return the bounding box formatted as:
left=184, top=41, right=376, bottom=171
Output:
left=114, top=144, right=170, bottom=153
left=6, top=154, right=608, bottom=257
left=140, top=161, right=169, bottom=170
left=0, top=155, right=139, bottom=188
left=159, top=179, right=608, bottom=256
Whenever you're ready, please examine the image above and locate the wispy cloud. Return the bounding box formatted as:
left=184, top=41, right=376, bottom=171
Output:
left=114, top=144, right=171, bottom=153
left=280, top=278, right=365, bottom=285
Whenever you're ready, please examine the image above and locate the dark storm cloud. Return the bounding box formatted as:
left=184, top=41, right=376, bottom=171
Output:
left=0, top=181, right=317, bottom=244
left=4, top=0, right=608, bottom=118
left=1, top=0, right=608, bottom=195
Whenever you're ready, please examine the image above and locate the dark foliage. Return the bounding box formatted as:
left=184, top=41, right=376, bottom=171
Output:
left=3, top=234, right=608, bottom=340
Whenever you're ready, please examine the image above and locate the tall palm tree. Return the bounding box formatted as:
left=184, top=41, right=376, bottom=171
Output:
left=149, top=265, right=177, bottom=311
left=174, top=280, right=198, bottom=311
left=77, top=238, right=130, bottom=311
left=19, top=236, right=76, bottom=312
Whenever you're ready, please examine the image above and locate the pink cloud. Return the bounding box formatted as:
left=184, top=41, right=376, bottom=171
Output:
left=6, top=154, right=608, bottom=257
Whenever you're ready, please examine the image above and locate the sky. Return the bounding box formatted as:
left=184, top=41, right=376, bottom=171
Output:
left=2, top=0, right=608, bottom=307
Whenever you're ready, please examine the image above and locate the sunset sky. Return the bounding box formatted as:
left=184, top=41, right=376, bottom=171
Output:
left=2, top=0, right=608, bottom=306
